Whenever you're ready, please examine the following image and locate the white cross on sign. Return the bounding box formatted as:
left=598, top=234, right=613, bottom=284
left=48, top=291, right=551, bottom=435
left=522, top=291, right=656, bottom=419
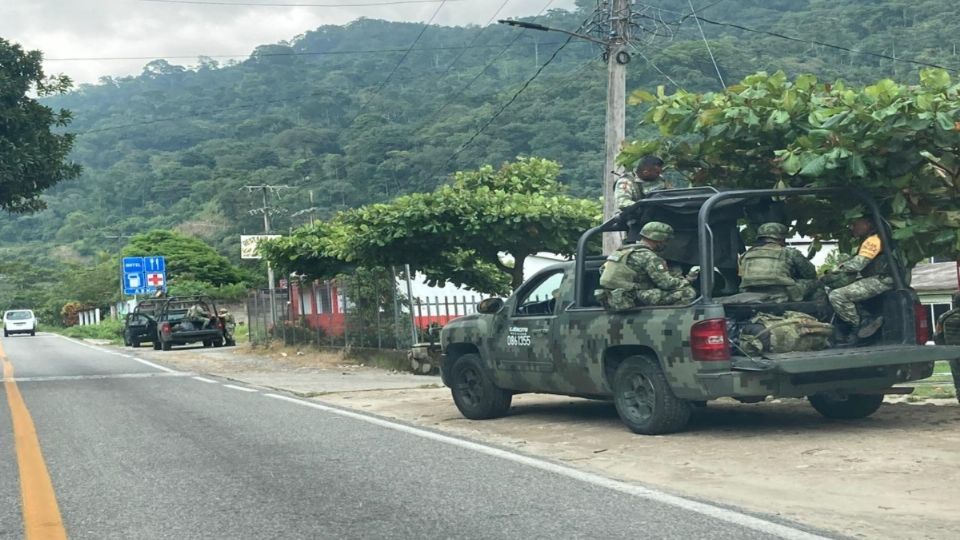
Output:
left=146, top=273, right=165, bottom=287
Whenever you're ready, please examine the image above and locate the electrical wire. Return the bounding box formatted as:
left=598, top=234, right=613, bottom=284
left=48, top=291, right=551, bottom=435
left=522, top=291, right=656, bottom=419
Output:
left=342, top=0, right=447, bottom=126
left=434, top=34, right=576, bottom=175
left=45, top=42, right=564, bottom=62
left=659, top=13, right=958, bottom=71
left=412, top=0, right=556, bottom=132
left=140, top=0, right=463, bottom=7
left=687, top=0, right=724, bottom=88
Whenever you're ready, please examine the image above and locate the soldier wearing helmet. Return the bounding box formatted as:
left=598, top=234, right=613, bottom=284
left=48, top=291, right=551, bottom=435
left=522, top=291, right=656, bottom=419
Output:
left=595, top=221, right=697, bottom=310
left=738, top=222, right=821, bottom=303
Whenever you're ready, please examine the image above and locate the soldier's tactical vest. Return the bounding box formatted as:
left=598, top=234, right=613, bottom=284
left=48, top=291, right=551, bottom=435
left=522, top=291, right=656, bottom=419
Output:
left=599, top=246, right=644, bottom=290
left=739, top=243, right=795, bottom=288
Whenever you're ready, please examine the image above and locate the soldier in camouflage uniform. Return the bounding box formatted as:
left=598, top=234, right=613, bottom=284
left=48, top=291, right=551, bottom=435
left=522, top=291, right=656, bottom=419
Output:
left=826, top=216, right=900, bottom=343
left=933, top=292, right=960, bottom=402
left=595, top=221, right=697, bottom=310
left=613, top=155, right=690, bottom=210
left=739, top=222, right=823, bottom=302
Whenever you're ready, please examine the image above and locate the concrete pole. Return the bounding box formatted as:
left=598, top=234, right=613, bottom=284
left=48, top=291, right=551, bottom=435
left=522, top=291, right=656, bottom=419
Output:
left=262, top=188, right=278, bottom=327
left=603, top=0, right=629, bottom=255
left=404, top=265, right=418, bottom=346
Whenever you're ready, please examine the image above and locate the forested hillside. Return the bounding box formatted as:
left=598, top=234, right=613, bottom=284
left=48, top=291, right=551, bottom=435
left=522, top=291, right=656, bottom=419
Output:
left=4, top=0, right=960, bottom=281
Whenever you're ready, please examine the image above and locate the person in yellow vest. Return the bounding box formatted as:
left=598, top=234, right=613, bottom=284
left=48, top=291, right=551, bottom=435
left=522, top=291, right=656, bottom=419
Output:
left=826, top=216, right=902, bottom=345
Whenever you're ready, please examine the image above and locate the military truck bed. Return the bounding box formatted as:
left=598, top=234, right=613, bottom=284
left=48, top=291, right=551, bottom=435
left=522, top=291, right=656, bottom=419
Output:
left=732, top=344, right=960, bottom=373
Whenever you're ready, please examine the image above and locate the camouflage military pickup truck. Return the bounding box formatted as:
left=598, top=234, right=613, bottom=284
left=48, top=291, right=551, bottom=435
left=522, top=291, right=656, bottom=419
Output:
left=440, top=187, right=960, bottom=434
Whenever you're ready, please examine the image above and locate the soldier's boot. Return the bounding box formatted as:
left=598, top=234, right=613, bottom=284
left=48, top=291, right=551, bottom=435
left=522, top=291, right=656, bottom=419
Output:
left=832, top=321, right=859, bottom=348
left=856, top=315, right=884, bottom=339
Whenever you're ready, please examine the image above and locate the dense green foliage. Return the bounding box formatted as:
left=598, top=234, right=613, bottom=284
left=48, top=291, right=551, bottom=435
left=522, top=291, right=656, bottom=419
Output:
left=622, top=68, right=960, bottom=263
left=0, top=38, right=81, bottom=212
left=266, top=158, right=600, bottom=294
left=4, top=0, right=960, bottom=310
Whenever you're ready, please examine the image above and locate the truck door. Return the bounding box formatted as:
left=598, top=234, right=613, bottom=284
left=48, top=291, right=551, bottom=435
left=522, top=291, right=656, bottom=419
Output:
left=496, top=270, right=565, bottom=373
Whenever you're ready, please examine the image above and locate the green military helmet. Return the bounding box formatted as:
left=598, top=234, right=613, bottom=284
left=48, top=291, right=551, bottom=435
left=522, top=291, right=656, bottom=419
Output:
left=639, top=221, right=674, bottom=242
left=756, top=222, right=788, bottom=240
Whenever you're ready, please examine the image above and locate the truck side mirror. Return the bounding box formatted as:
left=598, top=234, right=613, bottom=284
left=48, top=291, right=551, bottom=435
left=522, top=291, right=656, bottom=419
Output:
left=477, top=297, right=504, bottom=314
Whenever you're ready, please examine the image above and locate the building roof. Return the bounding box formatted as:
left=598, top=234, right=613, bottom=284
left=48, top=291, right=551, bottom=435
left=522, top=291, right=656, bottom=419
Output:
left=911, top=262, right=958, bottom=292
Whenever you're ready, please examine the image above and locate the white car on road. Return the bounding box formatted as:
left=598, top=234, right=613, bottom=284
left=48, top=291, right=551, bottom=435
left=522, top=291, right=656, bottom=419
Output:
left=4, top=309, right=37, bottom=337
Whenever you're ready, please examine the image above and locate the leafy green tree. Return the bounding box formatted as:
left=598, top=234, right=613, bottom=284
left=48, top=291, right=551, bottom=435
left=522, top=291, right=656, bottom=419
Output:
left=122, top=230, right=245, bottom=288
left=0, top=38, right=81, bottom=212
left=266, top=157, right=600, bottom=294
left=621, top=69, right=960, bottom=264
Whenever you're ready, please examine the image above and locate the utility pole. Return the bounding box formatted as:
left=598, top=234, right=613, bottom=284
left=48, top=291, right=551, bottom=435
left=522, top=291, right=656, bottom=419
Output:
left=603, top=0, right=630, bottom=254
left=244, top=185, right=290, bottom=327
left=500, top=0, right=637, bottom=254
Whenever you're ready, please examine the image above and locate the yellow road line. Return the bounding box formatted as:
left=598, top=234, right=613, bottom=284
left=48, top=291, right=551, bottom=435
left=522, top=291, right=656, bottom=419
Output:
left=2, top=341, right=68, bottom=540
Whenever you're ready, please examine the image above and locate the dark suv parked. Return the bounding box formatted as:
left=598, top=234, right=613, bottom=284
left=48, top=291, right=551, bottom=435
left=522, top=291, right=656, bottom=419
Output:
left=154, top=295, right=230, bottom=351
left=122, top=299, right=161, bottom=348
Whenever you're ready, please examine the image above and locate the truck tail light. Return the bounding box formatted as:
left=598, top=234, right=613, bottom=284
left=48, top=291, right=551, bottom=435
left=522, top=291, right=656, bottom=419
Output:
left=160, top=322, right=171, bottom=335
left=914, top=303, right=930, bottom=345
left=690, top=319, right=731, bottom=361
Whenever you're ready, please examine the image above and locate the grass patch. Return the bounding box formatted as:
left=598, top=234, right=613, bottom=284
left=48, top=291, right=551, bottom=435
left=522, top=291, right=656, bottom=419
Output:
left=54, top=319, right=124, bottom=343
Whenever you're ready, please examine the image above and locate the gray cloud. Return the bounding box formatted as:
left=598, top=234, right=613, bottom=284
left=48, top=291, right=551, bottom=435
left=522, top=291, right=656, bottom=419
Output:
left=0, top=0, right=577, bottom=84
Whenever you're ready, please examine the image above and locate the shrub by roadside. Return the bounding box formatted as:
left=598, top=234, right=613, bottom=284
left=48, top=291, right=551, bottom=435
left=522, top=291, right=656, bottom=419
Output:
left=55, top=319, right=123, bottom=342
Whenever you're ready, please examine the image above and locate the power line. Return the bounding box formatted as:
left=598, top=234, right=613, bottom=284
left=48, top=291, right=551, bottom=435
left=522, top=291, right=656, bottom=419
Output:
left=687, top=0, right=724, bottom=88
left=436, top=34, right=575, bottom=174
left=343, top=0, right=448, bottom=126
left=140, top=0, right=462, bottom=7
left=413, top=0, right=556, bottom=133
left=666, top=13, right=958, bottom=71
left=46, top=42, right=564, bottom=62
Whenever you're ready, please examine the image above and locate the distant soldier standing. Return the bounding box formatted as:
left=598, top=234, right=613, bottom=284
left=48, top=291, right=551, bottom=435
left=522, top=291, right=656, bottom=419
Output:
left=739, top=222, right=822, bottom=302
left=826, top=216, right=901, bottom=344
left=615, top=156, right=689, bottom=241
left=595, top=221, right=697, bottom=310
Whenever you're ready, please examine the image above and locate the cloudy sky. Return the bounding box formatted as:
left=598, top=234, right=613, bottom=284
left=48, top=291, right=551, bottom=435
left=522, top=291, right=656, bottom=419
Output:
left=1, top=0, right=577, bottom=85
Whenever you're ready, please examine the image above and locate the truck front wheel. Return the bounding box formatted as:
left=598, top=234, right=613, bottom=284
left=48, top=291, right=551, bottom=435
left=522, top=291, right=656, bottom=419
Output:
left=808, top=392, right=884, bottom=419
left=450, top=354, right=512, bottom=420
left=612, top=356, right=692, bottom=435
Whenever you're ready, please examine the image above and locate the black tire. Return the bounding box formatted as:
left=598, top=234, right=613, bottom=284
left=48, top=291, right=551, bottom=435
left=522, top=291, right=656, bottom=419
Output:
left=161, top=340, right=172, bottom=351
left=449, top=354, right=512, bottom=420
left=132, top=340, right=141, bottom=348
left=612, top=356, right=692, bottom=435
left=30, top=330, right=35, bottom=337
left=213, top=338, right=224, bottom=347
left=3, top=330, right=8, bottom=337
left=123, top=332, right=131, bottom=346
left=808, top=392, right=884, bottom=419
left=153, top=340, right=162, bottom=350
left=202, top=340, right=212, bottom=348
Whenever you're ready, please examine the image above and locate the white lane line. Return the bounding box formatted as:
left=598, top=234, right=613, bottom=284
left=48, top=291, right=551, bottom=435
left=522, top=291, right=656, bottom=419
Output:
left=265, top=393, right=830, bottom=540
left=53, top=334, right=181, bottom=374
left=224, top=384, right=257, bottom=393
left=5, top=372, right=193, bottom=383
left=192, top=377, right=218, bottom=384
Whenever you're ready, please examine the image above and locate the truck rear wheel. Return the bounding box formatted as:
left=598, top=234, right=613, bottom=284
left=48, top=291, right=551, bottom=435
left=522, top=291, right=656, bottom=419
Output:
left=450, top=354, right=512, bottom=420
left=161, top=340, right=171, bottom=351
left=612, top=356, right=692, bottom=435
left=808, top=392, right=884, bottom=419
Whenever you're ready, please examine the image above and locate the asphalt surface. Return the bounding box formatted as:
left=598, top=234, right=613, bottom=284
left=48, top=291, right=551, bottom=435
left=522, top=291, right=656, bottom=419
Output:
left=0, top=333, right=833, bottom=539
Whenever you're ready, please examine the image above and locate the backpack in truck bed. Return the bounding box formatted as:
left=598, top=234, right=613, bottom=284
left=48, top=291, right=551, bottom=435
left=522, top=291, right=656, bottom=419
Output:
left=738, top=310, right=834, bottom=356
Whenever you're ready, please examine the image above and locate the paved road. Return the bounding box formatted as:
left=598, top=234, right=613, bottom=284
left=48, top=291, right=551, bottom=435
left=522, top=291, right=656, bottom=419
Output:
left=1, top=334, right=833, bottom=539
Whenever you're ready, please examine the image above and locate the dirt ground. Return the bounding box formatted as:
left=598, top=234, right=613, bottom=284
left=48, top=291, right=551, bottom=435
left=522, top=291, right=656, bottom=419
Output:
left=143, top=345, right=960, bottom=539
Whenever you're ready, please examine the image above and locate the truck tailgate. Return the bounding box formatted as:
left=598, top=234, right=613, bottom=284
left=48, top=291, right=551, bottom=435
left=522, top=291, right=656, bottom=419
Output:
left=738, top=345, right=960, bottom=374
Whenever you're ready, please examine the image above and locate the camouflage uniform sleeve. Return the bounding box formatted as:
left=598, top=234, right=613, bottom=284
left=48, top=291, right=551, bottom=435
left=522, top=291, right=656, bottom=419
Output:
left=614, top=177, right=639, bottom=210
left=786, top=248, right=817, bottom=280
left=631, top=250, right=688, bottom=291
